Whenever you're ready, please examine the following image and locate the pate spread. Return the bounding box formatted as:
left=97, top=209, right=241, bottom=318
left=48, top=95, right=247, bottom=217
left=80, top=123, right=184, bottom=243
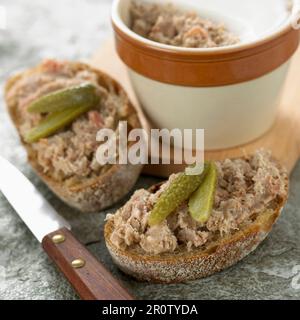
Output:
left=6, top=60, right=133, bottom=183
left=107, top=150, right=287, bottom=255
left=130, top=1, right=239, bottom=48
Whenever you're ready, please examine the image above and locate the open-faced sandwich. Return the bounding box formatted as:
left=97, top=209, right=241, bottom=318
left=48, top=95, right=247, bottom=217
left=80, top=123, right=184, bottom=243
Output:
left=5, top=59, right=143, bottom=212
left=105, top=150, right=288, bottom=283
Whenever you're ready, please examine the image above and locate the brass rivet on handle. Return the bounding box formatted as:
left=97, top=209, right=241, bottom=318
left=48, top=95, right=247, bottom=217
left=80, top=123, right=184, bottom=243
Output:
left=52, top=234, right=66, bottom=244
left=71, top=258, right=85, bottom=269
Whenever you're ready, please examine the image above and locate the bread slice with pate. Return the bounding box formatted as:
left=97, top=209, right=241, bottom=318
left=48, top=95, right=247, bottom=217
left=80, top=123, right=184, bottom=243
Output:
left=5, top=59, right=143, bottom=212
left=104, top=150, right=288, bottom=283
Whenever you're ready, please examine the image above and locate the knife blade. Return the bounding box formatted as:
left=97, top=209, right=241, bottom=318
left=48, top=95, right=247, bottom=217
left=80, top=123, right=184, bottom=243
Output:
left=0, top=155, right=134, bottom=300
left=0, top=155, right=71, bottom=241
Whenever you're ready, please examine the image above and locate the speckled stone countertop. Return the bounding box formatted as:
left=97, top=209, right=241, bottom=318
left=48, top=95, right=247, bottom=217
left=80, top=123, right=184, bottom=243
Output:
left=0, top=0, right=300, bottom=300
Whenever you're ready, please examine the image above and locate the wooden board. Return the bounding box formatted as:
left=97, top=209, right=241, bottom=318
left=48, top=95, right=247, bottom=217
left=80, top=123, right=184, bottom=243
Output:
left=91, top=40, right=300, bottom=177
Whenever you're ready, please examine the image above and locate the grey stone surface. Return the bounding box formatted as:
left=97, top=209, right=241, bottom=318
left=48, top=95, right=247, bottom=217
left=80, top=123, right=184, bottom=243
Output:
left=0, top=0, right=299, bottom=300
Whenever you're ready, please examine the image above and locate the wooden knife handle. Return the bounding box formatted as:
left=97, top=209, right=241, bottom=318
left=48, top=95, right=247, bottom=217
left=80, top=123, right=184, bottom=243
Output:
left=42, top=227, right=134, bottom=300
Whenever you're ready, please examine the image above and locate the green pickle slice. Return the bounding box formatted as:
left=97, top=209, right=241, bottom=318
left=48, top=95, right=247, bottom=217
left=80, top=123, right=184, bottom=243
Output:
left=188, top=162, right=217, bottom=224
left=27, top=83, right=98, bottom=113
left=148, top=167, right=208, bottom=226
left=25, top=101, right=99, bottom=143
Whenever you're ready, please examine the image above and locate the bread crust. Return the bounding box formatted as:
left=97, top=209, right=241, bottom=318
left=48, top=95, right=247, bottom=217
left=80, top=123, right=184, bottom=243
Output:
left=104, top=178, right=288, bottom=283
left=5, top=62, right=143, bottom=213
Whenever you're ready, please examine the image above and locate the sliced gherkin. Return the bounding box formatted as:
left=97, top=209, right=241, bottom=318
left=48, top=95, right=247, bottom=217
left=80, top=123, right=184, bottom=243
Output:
left=188, top=162, right=217, bottom=223
left=25, top=101, right=98, bottom=143
left=148, top=166, right=208, bottom=226
left=27, top=83, right=99, bottom=113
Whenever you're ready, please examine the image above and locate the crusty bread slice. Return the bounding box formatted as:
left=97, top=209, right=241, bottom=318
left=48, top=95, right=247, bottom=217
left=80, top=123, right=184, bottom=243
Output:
left=4, top=62, right=143, bottom=213
left=104, top=175, right=288, bottom=283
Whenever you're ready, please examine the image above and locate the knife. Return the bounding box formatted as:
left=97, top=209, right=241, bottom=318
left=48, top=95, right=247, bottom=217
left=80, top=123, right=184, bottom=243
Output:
left=0, top=155, right=134, bottom=300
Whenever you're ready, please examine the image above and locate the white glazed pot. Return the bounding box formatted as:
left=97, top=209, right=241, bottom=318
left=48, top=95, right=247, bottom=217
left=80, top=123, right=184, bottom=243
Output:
left=112, top=0, right=300, bottom=150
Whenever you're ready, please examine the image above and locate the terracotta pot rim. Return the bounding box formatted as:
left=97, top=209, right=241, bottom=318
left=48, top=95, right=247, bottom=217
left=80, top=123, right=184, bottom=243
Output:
left=113, top=21, right=298, bottom=62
